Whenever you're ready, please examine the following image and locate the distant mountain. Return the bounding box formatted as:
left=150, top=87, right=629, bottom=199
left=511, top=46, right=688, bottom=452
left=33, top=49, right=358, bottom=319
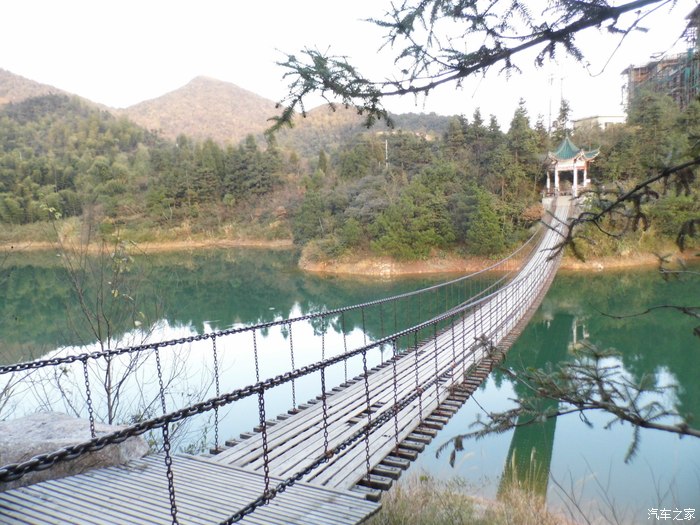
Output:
left=119, top=76, right=281, bottom=145
left=0, top=69, right=68, bottom=105
left=0, top=69, right=455, bottom=158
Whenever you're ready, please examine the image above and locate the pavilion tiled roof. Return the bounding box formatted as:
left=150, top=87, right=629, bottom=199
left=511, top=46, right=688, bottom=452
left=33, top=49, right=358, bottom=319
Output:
left=548, top=136, right=599, bottom=162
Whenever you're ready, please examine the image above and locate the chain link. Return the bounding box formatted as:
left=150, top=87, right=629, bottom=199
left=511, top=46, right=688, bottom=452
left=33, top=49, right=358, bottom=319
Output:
left=3, top=229, right=540, bottom=379
left=0, top=237, right=561, bottom=525
left=0, top=268, right=547, bottom=485
left=212, top=335, right=220, bottom=453
left=161, top=424, right=179, bottom=525
left=288, top=322, right=296, bottom=409
left=391, top=339, right=399, bottom=449
left=341, top=311, right=348, bottom=383
left=257, top=388, right=270, bottom=499
left=320, top=367, right=329, bottom=455
left=220, top=350, right=454, bottom=524
left=81, top=358, right=96, bottom=439
left=414, top=331, right=423, bottom=417
left=321, top=317, right=326, bottom=361
left=362, top=348, right=371, bottom=480
left=433, top=324, right=440, bottom=401
left=154, top=346, right=179, bottom=525
left=253, top=330, right=260, bottom=383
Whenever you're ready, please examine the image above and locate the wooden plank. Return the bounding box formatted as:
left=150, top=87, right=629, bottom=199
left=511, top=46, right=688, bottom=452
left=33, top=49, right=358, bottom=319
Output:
left=0, top=200, right=570, bottom=524
left=356, top=474, right=393, bottom=491
left=306, top=219, right=568, bottom=490
left=381, top=456, right=411, bottom=470
left=371, top=464, right=402, bottom=480
left=0, top=489, right=110, bottom=525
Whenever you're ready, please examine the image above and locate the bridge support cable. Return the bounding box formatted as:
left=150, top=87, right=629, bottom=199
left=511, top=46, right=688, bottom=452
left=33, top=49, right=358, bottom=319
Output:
left=154, top=345, right=180, bottom=525
left=212, top=334, right=221, bottom=454
left=80, top=356, right=96, bottom=440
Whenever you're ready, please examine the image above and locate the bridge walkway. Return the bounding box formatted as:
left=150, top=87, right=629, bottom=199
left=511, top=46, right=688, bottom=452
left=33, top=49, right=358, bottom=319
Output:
left=206, top=196, right=570, bottom=495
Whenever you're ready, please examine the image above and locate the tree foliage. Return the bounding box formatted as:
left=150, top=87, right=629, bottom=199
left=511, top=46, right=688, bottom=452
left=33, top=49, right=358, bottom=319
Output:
left=0, top=96, right=286, bottom=231
left=273, top=0, right=673, bottom=130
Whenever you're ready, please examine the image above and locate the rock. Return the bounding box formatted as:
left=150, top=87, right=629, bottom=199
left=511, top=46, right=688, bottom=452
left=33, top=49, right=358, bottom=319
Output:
left=0, top=412, right=149, bottom=491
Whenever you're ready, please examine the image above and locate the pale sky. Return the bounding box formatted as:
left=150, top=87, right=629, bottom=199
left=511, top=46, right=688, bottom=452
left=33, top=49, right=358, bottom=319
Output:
left=1, top=0, right=697, bottom=128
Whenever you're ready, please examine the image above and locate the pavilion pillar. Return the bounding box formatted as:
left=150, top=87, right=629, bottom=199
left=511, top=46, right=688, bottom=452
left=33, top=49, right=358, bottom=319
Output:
left=546, top=170, right=551, bottom=192
left=554, top=167, right=559, bottom=193
left=573, top=167, right=578, bottom=197
left=583, top=164, right=589, bottom=187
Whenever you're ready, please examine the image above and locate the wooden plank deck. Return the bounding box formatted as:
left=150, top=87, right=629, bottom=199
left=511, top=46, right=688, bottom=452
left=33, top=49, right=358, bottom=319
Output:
left=0, top=455, right=380, bottom=524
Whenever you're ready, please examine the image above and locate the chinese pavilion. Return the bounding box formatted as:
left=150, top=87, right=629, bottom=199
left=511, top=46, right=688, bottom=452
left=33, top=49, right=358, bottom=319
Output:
left=546, top=136, right=599, bottom=197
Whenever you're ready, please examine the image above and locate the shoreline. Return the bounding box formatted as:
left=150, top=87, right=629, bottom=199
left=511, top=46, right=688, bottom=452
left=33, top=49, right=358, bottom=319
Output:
left=4, top=238, right=696, bottom=275
left=0, top=238, right=295, bottom=253
left=299, top=252, right=692, bottom=277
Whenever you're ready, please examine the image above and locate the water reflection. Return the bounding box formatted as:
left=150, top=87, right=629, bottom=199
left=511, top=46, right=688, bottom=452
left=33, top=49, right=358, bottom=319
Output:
left=2, top=251, right=698, bottom=522
left=0, top=248, right=464, bottom=452
left=416, top=267, right=700, bottom=523
left=0, top=249, right=453, bottom=364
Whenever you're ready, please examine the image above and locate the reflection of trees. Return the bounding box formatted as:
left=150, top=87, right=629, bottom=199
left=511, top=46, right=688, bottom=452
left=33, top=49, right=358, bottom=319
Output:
left=4, top=251, right=696, bottom=428
left=537, top=269, right=700, bottom=423
left=0, top=249, right=450, bottom=362
left=440, top=266, right=699, bottom=495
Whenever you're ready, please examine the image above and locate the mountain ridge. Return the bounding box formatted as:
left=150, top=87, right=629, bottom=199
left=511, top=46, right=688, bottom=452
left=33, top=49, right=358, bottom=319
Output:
left=117, top=76, right=282, bottom=143
left=0, top=68, right=70, bottom=105
left=0, top=69, right=451, bottom=149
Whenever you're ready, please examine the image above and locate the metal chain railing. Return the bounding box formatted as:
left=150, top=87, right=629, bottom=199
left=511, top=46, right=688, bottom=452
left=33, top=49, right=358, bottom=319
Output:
left=154, top=346, right=180, bottom=525
left=0, top=250, right=566, bottom=525
left=288, top=322, right=296, bottom=410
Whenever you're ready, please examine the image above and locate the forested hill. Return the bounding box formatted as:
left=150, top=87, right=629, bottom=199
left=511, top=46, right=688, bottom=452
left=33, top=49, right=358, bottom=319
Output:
left=0, top=83, right=696, bottom=262
left=0, top=92, right=546, bottom=258
left=0, top=70, right=452, bottom=156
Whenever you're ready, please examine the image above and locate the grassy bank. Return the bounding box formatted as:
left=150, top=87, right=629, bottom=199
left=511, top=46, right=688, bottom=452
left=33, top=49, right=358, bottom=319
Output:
left=2, top=217, right=696, bottom=275
left=365, top=474, right=569, bottom=525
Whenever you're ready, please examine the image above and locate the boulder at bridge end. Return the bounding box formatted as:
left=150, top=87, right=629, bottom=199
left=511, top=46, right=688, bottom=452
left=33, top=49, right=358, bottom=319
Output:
left=0, top=412, right=149, bottom=491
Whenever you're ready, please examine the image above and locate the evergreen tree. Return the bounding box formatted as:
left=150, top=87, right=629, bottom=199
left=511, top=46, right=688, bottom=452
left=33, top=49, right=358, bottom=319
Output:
left=551, top=99, right=572, bottom=145
left=443, top=116, right=469, bottom=163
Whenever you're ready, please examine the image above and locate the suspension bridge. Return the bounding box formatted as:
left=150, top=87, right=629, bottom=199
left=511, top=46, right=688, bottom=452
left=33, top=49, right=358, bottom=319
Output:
left=0, top=196, right=571, bottom=524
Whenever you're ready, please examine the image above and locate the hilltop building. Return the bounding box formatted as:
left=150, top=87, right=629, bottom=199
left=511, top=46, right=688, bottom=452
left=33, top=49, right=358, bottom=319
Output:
left=572, top=115, right=625, bottom=131
left=623, top=6, right=700, bottom=111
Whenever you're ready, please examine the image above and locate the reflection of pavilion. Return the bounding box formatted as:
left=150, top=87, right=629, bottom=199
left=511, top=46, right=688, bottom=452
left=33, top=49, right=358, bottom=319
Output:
left=545, top=136, right=599, bottom=197
left=568, top=315, right=590, bottom=352
left=498, top=311, right=590, bottom=499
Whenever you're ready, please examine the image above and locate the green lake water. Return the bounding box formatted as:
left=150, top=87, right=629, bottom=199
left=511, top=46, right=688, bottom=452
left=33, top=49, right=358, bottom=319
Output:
left=1, top=248, right=698, bottom=523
